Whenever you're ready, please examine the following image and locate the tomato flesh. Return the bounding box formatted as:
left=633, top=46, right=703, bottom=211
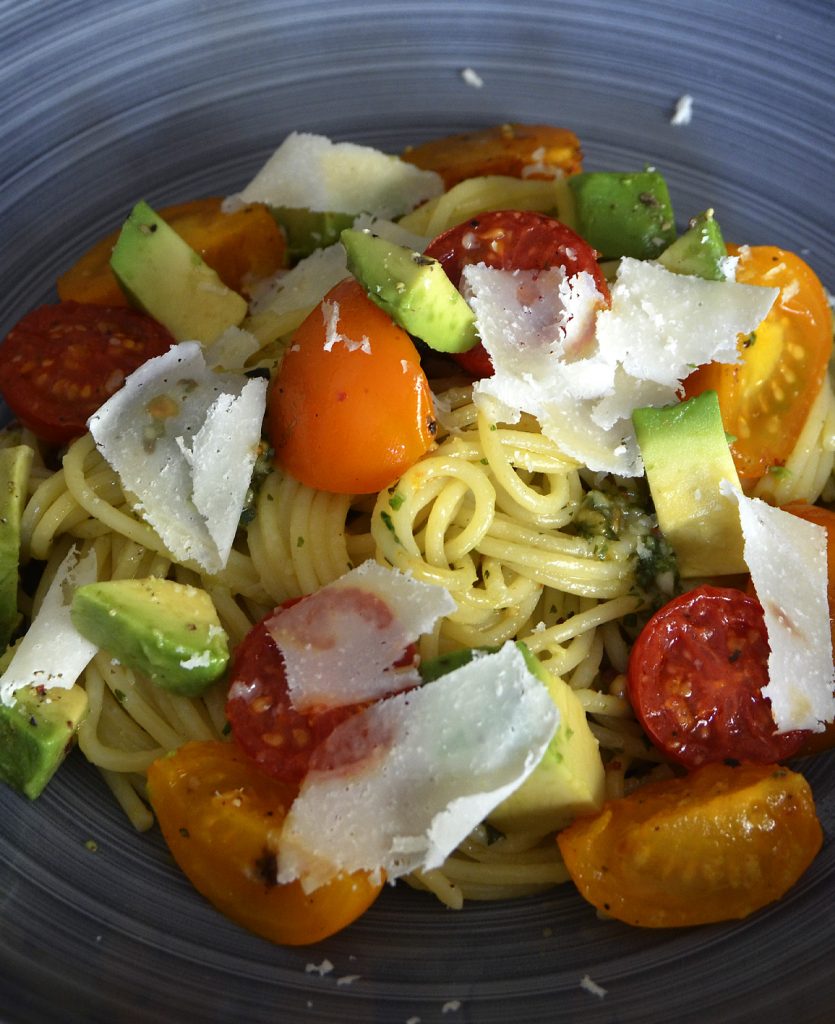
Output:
left=268, top=277, right=436, bottom=494
left=557, top=761, right=822, bottom=928
left=147, top=740, right=382, bottom=945
left=0, top=300, right=174, bottom=444
left=402, top=123, right=583, bottom=189
left=627, top=584, right=808, bottom=768
left=226, top=602, right=368, bottom=784
left=423, top=210, right=610, bottom=377
left=683, top=245, right=833, bottom=481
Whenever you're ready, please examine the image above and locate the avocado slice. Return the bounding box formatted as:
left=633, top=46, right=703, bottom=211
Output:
left=568, top=170, right=676, bottom=259
left=420, top=642, right=605, bottom=834
left=0, top=445, right=33, bottom=650
left=633, top=390, right=746, bottom=577
left=0, top=638, right=89, bottom=799
left=657, top=209, right=728, bottom=280
left=272, top=207, right=355, bottom=261
left=110, top=200, right=248, bottom=344
left=70, top=578, right=229, bottom=696
left=341, top=228, right=479, bottom=353
left=487, top=644, right=605, bottom=835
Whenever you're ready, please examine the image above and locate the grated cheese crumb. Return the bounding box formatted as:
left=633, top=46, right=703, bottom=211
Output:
left=460, top=67, right=484, bottom=88
left=336, top=975, right=361, bottom=987
left=580, top=974, right=608, bottom=999
left=441, top=1000, right=462, bottom=1013
left=670, top=94, right=694, bottom=125
left=305, top=959, right=334, bottom=976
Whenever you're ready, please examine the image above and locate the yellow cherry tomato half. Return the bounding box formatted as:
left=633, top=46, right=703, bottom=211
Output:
left=402, top=122, right=583, bottom=189
left=268, top=277, right=436, bottom=494
left=557, top=762, right=822, bottom=928
left=684, top=244, right=833, bottom=482
left=147, top=740, right=383, bottom=945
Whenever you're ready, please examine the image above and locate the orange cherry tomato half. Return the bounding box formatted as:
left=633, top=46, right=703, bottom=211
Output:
left=627, top=585, right=808, bottom=768
left=57, top=196, right=287, bottom=306
left=402, top=123, right=583, bottom=189
left=147, top=740, right=383, bottom=946
left=557, top=761, right=822, bottom=928
left=268, top=277, right=436, bottom=494
left=683, top=245, right=833, bottom=481
left=781, top=503, right=835, bottom=755
left=0, top=300, right=175, bottom=444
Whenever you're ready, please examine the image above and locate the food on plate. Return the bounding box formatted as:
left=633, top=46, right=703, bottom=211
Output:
left=0, top=122, right=833, bottom=944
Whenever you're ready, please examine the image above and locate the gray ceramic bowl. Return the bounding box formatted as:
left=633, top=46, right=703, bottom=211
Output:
left=1, top=2, right=834, bottom=1022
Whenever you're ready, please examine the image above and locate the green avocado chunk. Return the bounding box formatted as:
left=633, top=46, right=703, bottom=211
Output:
left=633, top=390, right=746, bottom=577
left=341, top=228, right=479, bottom=353
left=420, top=642, right=605, bottom=834
left=272, top=207, right=355, bottom=261
left=0, top=445, right=33, bottom=650
left=110, top=200, right=248, bottom=343
left=568, top=170, right=676, bottom=259
left=657, top=209, right=728, bottom=280
left=70, top=578, right=229, bottom=696
left=487, top=643, right=605, bottom=835
left=0, top=635, right=88, bottom=799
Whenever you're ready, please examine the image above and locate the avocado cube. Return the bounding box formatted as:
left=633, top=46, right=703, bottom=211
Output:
left=70, top=578, right=229, bottom=696
left=633, top=391, right=746, bottom=577
left=487, top=644, right=605, bottom=834
left=0, top=685, right=88, bottom=799
left=0, top=446, right=33, bottom=650
left=568, top=171, right=676, bottom=259
left=657, top=210, right=728, bottom=280
left=341, top=228, right=478, bottom=353
left=110, top=200, right=248, bottom=344
left=272, top=207, right=355, bottom=261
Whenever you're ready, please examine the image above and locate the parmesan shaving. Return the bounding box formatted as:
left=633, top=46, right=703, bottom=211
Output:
left=265, top=561, right=456, bottom=712
left=0, top=547, right=98, bottom=706
left=277, top=643, right=558, bottom=891
left=722, top=483, right=835, bottom=731
left=89, top=342, right=266, bottom=574
left=466, top=259, right=778, bottom=475
left=224, top=132, right=443, bottom=218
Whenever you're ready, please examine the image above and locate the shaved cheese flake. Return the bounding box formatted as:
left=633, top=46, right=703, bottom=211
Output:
left=722, top=482, right=835, bottom=731
left=224, top=132, right=443, bottom=218
left=466, top=259, right=778, bottom=475
left=0, top=547, right=98, bottom=705
left=267, top=561, right=456, bottom=712
left=596, top=259, right=778, bottom=389
left=203, top=325, right=261, bottom=371
left=277, top=642, right=558, bottom=891
left=249, top=243, right=349, bottom=319
left=89, top=343, right=267, bottom=574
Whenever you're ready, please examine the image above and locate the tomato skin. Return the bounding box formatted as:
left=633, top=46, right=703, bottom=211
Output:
left=557, top=761, right=822, bottom=928
left=268, top=278, right=436, bottom=494
left=424, top=210, right=610, bottom=378
left=781, top=504, right=835, bottom=755
left=226, top=601, right=367, bottom=784
left=0, top=300, right=174, bottom=444
left=627, top=584, right=808, bottom=768
left=683, top=245, right=833, bottom=481
left=402, top=123, right=583, bottom=188
left=57, top=196, right=287, bottom=306
left=147, top=740, right=382, bottom=945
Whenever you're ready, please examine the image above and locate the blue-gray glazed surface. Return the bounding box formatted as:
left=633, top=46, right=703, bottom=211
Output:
left=1, top=2, right=833, bottom=1022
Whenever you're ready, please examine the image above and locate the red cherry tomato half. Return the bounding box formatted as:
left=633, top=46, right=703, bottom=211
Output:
left=226, top=601, right=365, bottom=784
left=0, top=300, right=174, bottom=444
left=225, top=594, right=417, bottom=783
left=423, top=210, right=610, bottom=377
left=627, top=585, right=808, bottom=768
